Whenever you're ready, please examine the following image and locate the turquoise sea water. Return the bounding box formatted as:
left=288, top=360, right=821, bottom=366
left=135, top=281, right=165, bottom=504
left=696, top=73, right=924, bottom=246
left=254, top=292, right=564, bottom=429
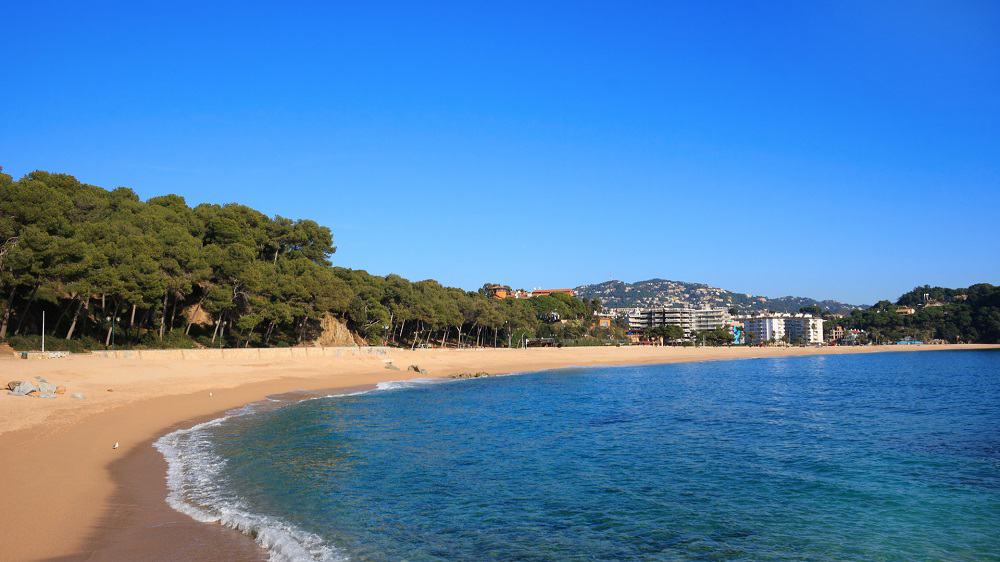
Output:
left=157, top=351, right=1000, bottom=561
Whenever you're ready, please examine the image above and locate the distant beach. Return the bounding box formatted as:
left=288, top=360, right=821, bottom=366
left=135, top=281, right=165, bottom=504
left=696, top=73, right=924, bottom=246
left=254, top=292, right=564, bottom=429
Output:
left=0, top=344, right=996, bottom=560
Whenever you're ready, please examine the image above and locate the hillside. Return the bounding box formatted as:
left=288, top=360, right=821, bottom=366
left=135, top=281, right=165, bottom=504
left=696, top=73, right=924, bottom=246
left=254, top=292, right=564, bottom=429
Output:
left=575, top=279, right=864, bottom=314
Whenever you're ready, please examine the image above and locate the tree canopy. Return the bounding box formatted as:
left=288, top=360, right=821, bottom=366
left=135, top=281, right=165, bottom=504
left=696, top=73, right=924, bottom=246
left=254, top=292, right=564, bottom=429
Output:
left=0, top=170, right=605, bottom=350
left=831, top=284, right=1000, bottom=344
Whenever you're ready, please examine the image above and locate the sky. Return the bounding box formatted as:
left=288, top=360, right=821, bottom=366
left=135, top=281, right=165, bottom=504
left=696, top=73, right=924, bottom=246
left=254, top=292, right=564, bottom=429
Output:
left=2, top=1, right=998, bottom=305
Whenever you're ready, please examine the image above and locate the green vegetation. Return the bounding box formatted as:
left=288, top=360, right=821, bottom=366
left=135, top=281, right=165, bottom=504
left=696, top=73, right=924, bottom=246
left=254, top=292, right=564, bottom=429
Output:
left=830, top=285, right=1000, bottom=344
left=644, top=325, right=685, bottom=343
left=0, top=170, right=607, bottom=350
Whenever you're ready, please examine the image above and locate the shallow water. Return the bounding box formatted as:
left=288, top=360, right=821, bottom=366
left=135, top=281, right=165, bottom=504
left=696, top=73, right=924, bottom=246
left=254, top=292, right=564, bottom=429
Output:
left=161, top=350, right=1000, bottom=561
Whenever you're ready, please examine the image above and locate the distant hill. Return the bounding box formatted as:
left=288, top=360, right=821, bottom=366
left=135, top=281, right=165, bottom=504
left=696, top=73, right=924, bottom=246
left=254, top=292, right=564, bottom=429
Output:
left=575, top=279, right=864, bottom=314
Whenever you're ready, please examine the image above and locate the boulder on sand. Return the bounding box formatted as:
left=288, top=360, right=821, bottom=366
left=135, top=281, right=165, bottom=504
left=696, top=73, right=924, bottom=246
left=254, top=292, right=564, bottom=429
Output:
left=9, top=381, right=38, bottom=396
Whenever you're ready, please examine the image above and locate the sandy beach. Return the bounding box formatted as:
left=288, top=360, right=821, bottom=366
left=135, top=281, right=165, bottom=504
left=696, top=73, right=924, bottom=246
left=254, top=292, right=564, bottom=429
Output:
left=0, top=343, right=995, bottom=561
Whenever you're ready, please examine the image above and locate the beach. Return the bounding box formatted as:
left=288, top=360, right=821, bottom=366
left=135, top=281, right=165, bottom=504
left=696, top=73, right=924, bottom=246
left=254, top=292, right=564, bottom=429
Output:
left=0, top=344, right=996, bottom=561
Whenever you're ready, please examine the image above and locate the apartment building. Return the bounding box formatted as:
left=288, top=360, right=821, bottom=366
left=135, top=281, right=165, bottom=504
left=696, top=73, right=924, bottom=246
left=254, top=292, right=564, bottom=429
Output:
left=627, top=307, right=731, bottom=336
left=741, top=313, right=824, bottom=344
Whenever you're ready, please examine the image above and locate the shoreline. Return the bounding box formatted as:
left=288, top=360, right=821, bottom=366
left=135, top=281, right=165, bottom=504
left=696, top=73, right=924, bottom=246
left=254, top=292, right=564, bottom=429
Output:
left=0, top=344, right=996, bottom=560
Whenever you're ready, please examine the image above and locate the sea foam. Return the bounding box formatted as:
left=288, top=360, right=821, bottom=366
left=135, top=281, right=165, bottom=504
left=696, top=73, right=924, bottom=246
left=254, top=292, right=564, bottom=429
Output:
left=153, top=379, right=443, bottom=561
left=154, top=403, right=343, bottom=562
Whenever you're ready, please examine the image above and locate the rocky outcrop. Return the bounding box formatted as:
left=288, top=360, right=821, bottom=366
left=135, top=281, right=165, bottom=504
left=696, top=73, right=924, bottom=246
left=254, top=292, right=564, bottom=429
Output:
left=449, top=372, right=492, bottom=379
left=313, top=315, right=360, bottom=347
left=182, top=303, right=213, bottom=326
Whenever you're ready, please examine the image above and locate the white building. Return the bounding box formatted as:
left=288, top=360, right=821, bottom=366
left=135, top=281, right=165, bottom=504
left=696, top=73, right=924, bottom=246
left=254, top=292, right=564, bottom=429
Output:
left=740, top=313, right=824, bottom=344
left=743, top=316, right=786, bottom=343
left=627, top=307, right=731, bottom=336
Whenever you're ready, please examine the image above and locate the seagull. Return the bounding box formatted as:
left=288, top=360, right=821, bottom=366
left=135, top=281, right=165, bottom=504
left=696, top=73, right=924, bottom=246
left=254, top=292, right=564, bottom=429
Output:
left=113, top=441, right=119, bottom=450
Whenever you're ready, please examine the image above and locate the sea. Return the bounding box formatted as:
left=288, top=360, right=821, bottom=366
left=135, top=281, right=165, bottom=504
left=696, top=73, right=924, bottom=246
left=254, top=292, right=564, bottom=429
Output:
left=155, top=350, right=1000, bottom=561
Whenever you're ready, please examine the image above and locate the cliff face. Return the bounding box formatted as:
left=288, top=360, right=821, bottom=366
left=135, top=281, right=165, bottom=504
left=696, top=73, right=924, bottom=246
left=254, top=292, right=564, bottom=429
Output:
left=313, top=315, right=364, bottom=347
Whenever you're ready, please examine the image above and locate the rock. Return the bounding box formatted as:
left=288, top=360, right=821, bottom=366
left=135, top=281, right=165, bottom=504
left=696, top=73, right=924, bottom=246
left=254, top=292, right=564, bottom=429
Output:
left=407, top=364, right=427, bottom=373
left=71, top=392, right=86, bottom=400
left=450, top=372, right=491, bottom=379
left=6, top=380, right=23, bottom=391
left=384, top=362, right=400, bottom=370
left=55, top=386, right=66, bottom=395
left=312, top=314, right=361, bottom=347
left=37, top=382, right=57, bottom=395
left=9, top=381, right=38, bottom=396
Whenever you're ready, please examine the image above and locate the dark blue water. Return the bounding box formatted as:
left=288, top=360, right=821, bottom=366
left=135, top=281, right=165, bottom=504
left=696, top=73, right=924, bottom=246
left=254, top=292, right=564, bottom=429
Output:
left=170, top=351, right=1000, bottom=560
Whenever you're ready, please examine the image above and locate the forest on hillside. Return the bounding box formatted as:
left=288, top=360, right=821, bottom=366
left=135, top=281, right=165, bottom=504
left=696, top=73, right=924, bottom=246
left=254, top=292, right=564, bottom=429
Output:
left=833, top=284, right=1000, bottom=344
left=0, top=171, right=607, bottom=351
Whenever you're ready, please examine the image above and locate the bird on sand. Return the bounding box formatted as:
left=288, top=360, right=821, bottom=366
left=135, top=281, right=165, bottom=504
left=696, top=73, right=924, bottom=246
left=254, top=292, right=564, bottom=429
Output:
left=113, top=441, right=119, bottom=450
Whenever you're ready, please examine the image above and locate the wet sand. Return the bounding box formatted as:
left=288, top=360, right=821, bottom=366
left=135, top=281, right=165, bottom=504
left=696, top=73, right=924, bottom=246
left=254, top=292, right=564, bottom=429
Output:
left=0, top=344, right=996, bottom=561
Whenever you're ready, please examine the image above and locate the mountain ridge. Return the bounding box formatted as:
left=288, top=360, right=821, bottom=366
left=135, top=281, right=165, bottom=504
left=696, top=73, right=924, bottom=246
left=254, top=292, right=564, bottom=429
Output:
left=575, top=278, right=864, bottom=314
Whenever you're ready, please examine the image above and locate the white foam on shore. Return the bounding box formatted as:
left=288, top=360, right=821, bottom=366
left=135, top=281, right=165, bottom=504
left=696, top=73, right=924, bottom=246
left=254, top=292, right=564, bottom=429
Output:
left=153, top=378, right=450, bottom=561
left=374, top=377, right=439, bottom=391
left=154, top=404, right=344, bottom=562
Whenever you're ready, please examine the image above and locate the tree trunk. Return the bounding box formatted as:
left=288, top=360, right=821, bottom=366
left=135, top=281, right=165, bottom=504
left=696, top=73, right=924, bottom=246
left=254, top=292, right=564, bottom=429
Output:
left=66, top=298, right=85, bottom=340
left=494, top=326, right=498, bottom=348
left=387, top=311, right=394, bottom=345
left=263, top=320, right=276, bottom=345
left=210, top=313, right=222, bottom=344
left=51, top=303, right=72, bottom=337
left=140, top=307, right=153, bottom=332
left=440, top=327, right=447, bottom=348
left=159, top=292, right=169, bottom=340
left=14, top=284, right=39, bottom=335
left=104, top=301, right=121, bottom=347
left=0, top=286, right=16, bottom=340
left=169, top=293, right=178, bottom=333
left=297, top=317, right=308, bottom=343
left=185, top=296, right=207, bottom=336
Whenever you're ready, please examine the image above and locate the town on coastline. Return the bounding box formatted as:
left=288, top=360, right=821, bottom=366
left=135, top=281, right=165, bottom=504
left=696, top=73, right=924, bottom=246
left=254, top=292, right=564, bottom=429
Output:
left=482, top=284, right=984, bottom=348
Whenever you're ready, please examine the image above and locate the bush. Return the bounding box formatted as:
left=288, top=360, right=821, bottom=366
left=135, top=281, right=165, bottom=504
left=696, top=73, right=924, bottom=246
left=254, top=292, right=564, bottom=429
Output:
left=132, top=331, right=199, bottom=349
left=2, top=335, right=102, bottom=353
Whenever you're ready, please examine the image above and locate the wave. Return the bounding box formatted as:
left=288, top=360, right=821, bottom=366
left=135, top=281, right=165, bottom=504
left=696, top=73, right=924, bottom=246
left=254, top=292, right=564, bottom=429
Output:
left=153, top=378, right=446, bottom=561
left=374, top=377, right=439, bottom=391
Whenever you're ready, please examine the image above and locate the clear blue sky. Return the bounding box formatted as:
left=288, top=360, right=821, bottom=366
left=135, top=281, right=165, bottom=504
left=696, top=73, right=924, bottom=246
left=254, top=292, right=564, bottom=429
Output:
left=2, top=1, right=998, bottom=305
